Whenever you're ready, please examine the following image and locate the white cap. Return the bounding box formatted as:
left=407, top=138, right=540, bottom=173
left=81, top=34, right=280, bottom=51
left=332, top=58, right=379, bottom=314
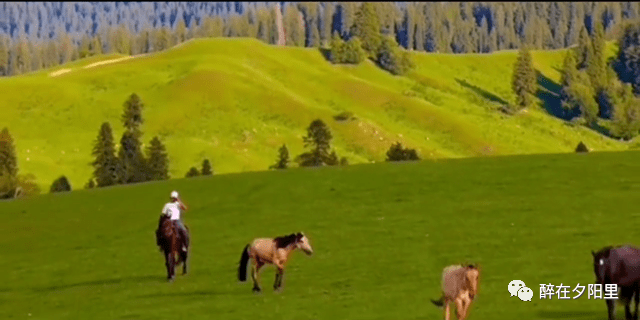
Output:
left=171, top=191, right=179, bottom=199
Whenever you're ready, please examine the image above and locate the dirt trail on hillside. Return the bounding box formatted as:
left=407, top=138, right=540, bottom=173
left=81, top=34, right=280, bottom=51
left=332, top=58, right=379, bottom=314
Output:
left=49, top=53, right=147, bottom=77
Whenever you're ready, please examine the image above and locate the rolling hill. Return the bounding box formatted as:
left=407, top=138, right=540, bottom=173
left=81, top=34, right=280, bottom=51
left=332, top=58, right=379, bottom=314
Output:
left=0, top=38, right=631, bottom=189
left=1, top=151, right=639, bottom=319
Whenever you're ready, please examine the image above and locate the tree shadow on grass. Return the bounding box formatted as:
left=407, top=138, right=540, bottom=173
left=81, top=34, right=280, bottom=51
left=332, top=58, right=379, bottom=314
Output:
left=454, top=78, right=510, bottom=107
left=535, top=70, right=580, bottom=121
left=34, top=275, right=163, bottom=292
left=319, top=48, right=332, bottom=62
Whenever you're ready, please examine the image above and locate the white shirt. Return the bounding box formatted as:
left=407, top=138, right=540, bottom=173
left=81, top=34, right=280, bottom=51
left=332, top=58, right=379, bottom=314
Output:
left=162, top=202, right=182, bottom=220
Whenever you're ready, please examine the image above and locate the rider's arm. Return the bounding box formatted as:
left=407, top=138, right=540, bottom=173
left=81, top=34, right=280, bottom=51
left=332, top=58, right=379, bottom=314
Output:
left=179, top=200, right=188, bottom=211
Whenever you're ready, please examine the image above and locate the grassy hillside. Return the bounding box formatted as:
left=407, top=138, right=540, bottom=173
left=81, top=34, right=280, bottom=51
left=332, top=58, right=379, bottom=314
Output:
left=0, top=38, right=630, bottom=189
left=1, top=151, right=640, bottom=319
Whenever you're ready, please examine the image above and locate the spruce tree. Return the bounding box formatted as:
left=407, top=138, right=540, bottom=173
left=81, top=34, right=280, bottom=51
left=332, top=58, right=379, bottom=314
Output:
left=611, top=83, right=640, bottom=140
left=146, top=136, right=169, bottom=181
left=588, top=21, right=607, bottom=93
left=576, top=26, right=593, bottom=70
left=0, top=127, right=18, bottom=199
left=0, top=127, right=18, bottom=179
left=91, top=122, right=119, bottom=187
left=270, top=144, right=289, bottom=169
left=118, top=131, right=147, bottom=184
left=121, top=93, right=144, bottom=135
left=351, top=2, right=382, bottom=57
left=118, top=94, right=147, bottom=184
left=201, top=159, right=213, bottom=175
left=511, top=46, right=537, bottom=111
left=296, top=119, right=334, bottom=167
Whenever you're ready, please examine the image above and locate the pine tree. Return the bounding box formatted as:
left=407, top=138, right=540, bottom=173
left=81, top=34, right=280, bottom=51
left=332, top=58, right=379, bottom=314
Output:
left=296, top=119, right=334, bottom=167
left=146, top=136, right=169, bottom=181
left=175, top=17, right=187, bottom=44
left=511, top=46, right=537, bottom=111
left=270, top=144, right=289, bottom=169
left=588, top=21, right=607, bottom=93
left=79, top=34, right=92, bottom=58
left=201, top=159, right=213, bottom=175
left=121, top=93, right=144, bottom=134
left=91, top=122, right=119, bottom=187
left=576, top=26, right=593, bottom=70
left=91, top=36, right=103, bottom=55
left=0, top=36, right=9, bottom=75
left=615, top=21, right=640, bottom=94
left=560, top=51, right=579, bottom=113
left=0, top=127, right=18, bottom=178
left=118, top=94, right=147, bottom=184
left=611, top=83, right=640, bottom=140
left=321, top=3, right=334, bottom=46
left=0, top=127, right=18, bottom=198
left=117, top=131, right=147, bottom=184
left=351, top=2, right=382, bottom=57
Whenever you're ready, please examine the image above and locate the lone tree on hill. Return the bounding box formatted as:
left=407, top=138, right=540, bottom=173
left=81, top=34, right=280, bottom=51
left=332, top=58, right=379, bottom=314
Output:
left=146, top=136, right=169, bottom=181
left=91, top=122, right=119, bottom=187
left=270, top=144, right=290, bottom=169
left=386, top=142, right=420, bottom=161
left=511, top=46, right=537, bottom=111
left=296, top=119, right=336, bottom=167
left=0, top=127, right=18, bottom=198
left=50, top=176, right=71, bottom=193
left=201, top=159, right=213, bottom=175
left=185, top=167, right=200, bottom=178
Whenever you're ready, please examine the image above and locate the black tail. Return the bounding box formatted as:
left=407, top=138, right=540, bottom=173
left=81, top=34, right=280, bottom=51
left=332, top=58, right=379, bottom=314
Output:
left=431, top=295, right=445, bottom=307
left=238, top=244, right=250, bottom=282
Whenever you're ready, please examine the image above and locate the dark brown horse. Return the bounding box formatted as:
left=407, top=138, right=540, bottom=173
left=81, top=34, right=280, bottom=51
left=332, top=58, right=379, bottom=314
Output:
left=592, top=245, right=640, bottom=320
left=156, top=214, right=188, bottom=281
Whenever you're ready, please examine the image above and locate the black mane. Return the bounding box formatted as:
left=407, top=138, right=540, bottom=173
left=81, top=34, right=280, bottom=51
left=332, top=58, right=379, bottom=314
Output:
left=274, top=232, right=303, bottom=248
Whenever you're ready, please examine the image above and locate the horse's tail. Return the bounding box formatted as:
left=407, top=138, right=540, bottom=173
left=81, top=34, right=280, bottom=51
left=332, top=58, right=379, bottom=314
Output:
left=238, top=244, right=250, bottom=282
left=431, top=294, right=445, bottom=307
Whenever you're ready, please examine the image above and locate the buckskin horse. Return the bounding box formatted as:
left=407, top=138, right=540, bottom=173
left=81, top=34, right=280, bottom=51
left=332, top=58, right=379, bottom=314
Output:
left=592, top=245, right=640, bottom=320
left=156, top=214, right=188, bottom=281
left=237, top=232, right=313, bottom=293
left=431, top=264, right=480, bottom=320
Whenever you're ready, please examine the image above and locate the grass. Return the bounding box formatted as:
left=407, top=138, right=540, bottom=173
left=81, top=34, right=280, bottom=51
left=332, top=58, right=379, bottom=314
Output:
left=0, top=38, right=631, bottom=190
left=1, top=150, right=640, bottom=319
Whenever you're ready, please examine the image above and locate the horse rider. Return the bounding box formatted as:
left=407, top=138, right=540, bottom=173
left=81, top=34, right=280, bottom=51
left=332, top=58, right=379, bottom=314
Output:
left=161, top=190, right=190, bottom=251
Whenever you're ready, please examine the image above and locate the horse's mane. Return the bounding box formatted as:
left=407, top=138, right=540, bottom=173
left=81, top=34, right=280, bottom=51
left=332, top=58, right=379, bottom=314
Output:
left=274, top=232, right=303, bottom=248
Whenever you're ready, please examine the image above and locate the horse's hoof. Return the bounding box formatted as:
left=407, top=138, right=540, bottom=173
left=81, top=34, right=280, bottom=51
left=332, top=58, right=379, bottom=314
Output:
left=252, top=287, right=261, bottom=293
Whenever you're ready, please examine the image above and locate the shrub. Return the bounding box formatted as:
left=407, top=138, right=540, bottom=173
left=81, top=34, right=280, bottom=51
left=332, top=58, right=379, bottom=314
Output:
left=575, top=141, right=589, bottom=153
left=376, top=36, right=414, bottom=75
left=185, top=167, right=200, bottom=178
left=386, top=142, right=420, bottom=161
left=50, top=176, right=72, bottom=193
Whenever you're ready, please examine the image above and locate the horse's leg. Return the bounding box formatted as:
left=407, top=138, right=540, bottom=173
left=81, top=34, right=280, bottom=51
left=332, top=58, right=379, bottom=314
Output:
left=626, top=297, right=633, bottom=320
left=633, top=286, right=640, bottom=320
left=181, top=249, right=188, bottom=275
left=454, top=297, right=465, bottom=320
left=165, top=251, right=174, bottom=281
left=443, top=300, right=451, bottom=320
left=607, top=298, right=616, bottom=320
left=274, top=267, right=284, bottom=291
left=251, top=260, right=264, bottom=293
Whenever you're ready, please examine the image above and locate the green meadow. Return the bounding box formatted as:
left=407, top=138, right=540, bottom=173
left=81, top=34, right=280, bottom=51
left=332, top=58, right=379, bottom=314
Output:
left=0, top=38, right=631, bottom=190
left=1, top=151, right=639, bottom=319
